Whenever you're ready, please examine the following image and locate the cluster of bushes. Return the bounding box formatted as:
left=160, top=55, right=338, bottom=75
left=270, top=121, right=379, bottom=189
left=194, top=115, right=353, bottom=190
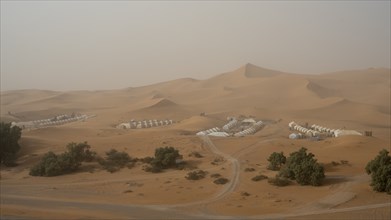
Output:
left=366, top=149, right=391, bottom=194
left=98, top=149, right=133, bottom=173
left=267, top=147, right=325, bottom=186
left=0, top=122, right=22, bottom=166
left=30, top=142, right=95, bottom=176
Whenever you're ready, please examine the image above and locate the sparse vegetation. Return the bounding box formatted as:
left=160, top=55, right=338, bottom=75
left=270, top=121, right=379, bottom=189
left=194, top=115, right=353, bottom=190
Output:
left=241, top=191, right=250, bottom=197
left=188, top=151, right=203, bottom=158
left=98, top=149, right=132, bottom=173
left=0, top=122, right=22, bottom=166
left=278, top=147, right=325, bottom=186
left=268, top=176, right=291, bottom=186
left=213, top=177, right=229, bottom=185
left=210, top=173, right=221, bottom=178
left=211, top=156, right=224, bottom=165
left=365, top=149, right=391, bottom=194
left=251, top=175, right=268, bottom=181
left=30, top=142, right=94, bottom=176
left=244, top=167, right=256, bottom=172
left=331, top=161, right=340, bottom=166
left=267, top=152, right=286, bottom=171
left=185, top=170, right=207, bottom=180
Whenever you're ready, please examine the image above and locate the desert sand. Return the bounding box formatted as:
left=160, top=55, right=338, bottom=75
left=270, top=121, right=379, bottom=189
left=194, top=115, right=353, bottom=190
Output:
left=1, top=63, right=390, bottom=219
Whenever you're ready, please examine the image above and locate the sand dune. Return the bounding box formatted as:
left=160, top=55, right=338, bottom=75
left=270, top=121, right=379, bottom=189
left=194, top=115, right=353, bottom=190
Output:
left=1, top=64, right=390, bottom=219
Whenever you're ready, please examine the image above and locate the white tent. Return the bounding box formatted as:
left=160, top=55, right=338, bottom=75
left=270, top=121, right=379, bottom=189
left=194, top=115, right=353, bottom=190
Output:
left=334, top=130, right=362, bottom=137
left=208, top=132, right=230, bottom=137
left=289, top=133, right=300, bottom=139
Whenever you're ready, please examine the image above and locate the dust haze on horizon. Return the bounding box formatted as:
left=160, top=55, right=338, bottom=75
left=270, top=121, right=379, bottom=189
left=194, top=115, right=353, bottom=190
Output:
left=1, top=1, right=390, bottom=91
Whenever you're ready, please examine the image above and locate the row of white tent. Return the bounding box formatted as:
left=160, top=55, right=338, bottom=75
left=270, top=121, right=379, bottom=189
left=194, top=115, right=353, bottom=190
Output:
left=311, top=124, right=362, bottom=137
left=234, top=121, right=264, bottom=137
left=196, top=127, right=220, bottom=136
left=289, top=121, right=320, bottom=137
left=117, top=119, right=174, bottom=129
left=12, top=114, right=89, bottom=129
left=222, top=118, right=238, bottom=131
left=197, top=119, right=264, bottom=137
left=208, top=131, right=230, bottom=137
left=310, top=124, right=336, bottom=135
left=289, top=121, right=362, bottom=138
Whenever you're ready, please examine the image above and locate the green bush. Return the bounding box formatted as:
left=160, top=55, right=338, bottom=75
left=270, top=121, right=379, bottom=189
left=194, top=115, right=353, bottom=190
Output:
left=279, top=147, right=325, bottom=186
left=185, top=170, right=207, bottom=180
left=150, top=146, right=182, bottom=169
left=0, top=122, right=22, bottom=166
left=267, top=152, right=286, bottom=171
left=365, top=149, right=391, bottom=194
left=29, top=142, right=94, bottom=176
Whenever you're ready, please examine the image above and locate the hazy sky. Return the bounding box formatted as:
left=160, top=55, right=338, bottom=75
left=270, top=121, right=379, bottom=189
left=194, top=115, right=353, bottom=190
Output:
left=1, top=1, right=390, bottom=91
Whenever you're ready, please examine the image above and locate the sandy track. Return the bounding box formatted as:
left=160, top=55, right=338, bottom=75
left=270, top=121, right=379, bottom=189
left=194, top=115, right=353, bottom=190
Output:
left=1, top=195, right=201, bottom=219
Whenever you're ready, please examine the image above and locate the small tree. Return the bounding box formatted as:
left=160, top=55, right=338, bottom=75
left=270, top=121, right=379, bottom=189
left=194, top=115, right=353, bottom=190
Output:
left=279, top=147, right=325, bottom=186
left=0, top=122, right=22, bottom=166
left=365, top=149, right=391, bottom=194
left=61, top=142, right=93, bottom=172
left=267, top=152, right=286, bottom=171
left=151, top=146, right=181, bottom=169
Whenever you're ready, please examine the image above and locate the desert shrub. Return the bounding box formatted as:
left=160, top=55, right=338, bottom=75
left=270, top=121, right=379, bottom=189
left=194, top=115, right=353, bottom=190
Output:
left=142, top=146, right=183, bottom=173
left=267, top=152, right=286, bottom=171
left=0, top=122, right=22, bottom=166
left=150, top=146, right=182, bottom=169
left=99, top=149, right=132, bottom=173
left=143, top=165, right=162, bottom=173
left=268, top=176, right=291, bottom=186
left=213, top=177, right=229, bottom=185
left=188, top=151, right=203, bottom=158
left=140, top=156, right=154, bottom=164
left=29, top=142, right=94, bottom=176
left=365, top=149, right=391, bottom=194
left=210, top=173, right=221, bottom=178
left=244, top=168, right=256, bottom=172
left=279, top=147, right=325, bottom=186
left=251, top=175, right=268, bottom=181
left=241, top=191, right=250, bottom=197
left=211, top=156, right=224, bottom=165
left=29, top=152, right=62, bottom=176
left=331, top=161, right=340, bottom=166
left=185, top=170, right=207, bottom=180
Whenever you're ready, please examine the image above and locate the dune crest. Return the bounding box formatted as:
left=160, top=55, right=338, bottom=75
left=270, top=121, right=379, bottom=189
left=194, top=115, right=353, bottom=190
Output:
left=243, top=63, right=286, bottom=78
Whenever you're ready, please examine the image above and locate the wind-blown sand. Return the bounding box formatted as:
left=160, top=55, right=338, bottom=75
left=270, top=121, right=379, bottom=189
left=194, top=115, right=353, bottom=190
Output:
left=1, top=64, right=390, bottom=219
